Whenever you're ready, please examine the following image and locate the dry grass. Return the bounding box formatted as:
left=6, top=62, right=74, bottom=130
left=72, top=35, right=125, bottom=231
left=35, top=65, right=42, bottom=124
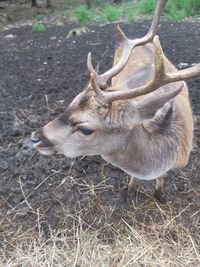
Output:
left=1, top=224, right=199, bottom=267
left=1, top=197, right=200, bottom=267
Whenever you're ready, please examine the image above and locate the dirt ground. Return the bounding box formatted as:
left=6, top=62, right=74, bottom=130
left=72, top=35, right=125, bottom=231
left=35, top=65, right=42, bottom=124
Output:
left=0, top=19, right=200, bottom=256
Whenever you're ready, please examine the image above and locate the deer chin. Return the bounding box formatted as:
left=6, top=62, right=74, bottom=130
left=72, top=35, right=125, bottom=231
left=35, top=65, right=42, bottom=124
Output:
left=37, top=147, right=55, bottom=156
left=33, top=142, right=55, bottom=156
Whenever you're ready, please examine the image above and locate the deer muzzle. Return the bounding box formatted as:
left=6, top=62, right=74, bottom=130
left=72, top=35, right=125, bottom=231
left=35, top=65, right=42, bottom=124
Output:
left=31, top=128, right=55, bottom=155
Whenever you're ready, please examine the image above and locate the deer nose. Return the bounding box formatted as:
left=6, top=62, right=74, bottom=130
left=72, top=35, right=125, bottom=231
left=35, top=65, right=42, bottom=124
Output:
left=31, top=130, right=42, bottom=144
left=31, top=128, right=53, bottom=148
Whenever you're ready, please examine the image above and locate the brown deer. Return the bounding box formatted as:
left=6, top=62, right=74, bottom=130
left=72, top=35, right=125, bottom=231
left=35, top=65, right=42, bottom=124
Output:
left=31, top=0, right=200, bottom=203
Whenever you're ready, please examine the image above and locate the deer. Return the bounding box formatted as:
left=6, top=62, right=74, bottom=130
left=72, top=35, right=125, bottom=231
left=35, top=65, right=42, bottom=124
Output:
left=31, top=0, right=200, bottom=203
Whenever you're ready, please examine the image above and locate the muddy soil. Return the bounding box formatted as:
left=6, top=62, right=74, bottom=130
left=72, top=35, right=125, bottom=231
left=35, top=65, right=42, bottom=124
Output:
left=0, top=21, right=200, bottom=245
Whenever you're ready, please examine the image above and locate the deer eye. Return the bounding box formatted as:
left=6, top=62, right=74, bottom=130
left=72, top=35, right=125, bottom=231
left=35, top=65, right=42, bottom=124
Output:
left=78, top=127, right=94, bottom=135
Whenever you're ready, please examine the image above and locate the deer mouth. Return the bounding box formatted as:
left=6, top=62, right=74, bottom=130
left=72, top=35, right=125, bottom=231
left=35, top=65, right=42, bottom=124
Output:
left=33, top=141, right=55, bottom=156
left=31, top=131, right=55, bottom=156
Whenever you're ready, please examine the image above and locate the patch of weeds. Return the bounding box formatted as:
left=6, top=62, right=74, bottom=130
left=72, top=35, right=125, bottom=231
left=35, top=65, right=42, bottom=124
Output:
left=121, top=2, right=137, bottom=22
left=59, top=0, right=200, bottom=24
left=0, top=25, right=4, bottom=32
left=138, top=0, right=157, bottom=15
left=74, top=7, right=94, bottom=24
left=165, top=1, right=186, bottom=21
left=32, top=23, right=46, bottom=32
left=63, top=9, right=70, bottom=18
left=166, top=0, right=200, bottom=20
left=36, top=14, right=45, bottom=21
left=137, top=0, right=200, bottom=20
left=100, top=5, right=122, bottom=23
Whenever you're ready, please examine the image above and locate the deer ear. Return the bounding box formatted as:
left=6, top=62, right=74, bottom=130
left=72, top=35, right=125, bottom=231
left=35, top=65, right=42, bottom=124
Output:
left=136, top=84, right=183, bottom=133
left=136, top=84, right=183, bottom=121
left=143, top=101, right=173, bottom=133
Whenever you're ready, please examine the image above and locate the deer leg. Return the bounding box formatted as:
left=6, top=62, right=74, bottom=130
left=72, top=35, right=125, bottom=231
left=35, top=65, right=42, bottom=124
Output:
left=154, top=177, right=167, bottom=204
left=123, top=177, right=137, bottom=203
left=128, top=177, right=137, bottom=196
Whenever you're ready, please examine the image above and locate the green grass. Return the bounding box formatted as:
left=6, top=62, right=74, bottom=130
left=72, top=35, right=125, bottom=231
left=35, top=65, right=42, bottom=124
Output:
left=166, top=0, right=200, bottom=20
left=73, top=4, right=134, bottom=24
left=63, top=9, right=70, bottom=18
left=32, top=23, right=46, bottom=32
left=74, top=7, right=94, bottom=24
left=35, top=14, right=45, bottom=21
left=121, top=2, right=137, bottom=22
left=64, top=0, right=200, bottom=25
left=0, top=26, right=4, bottom=32
left=138, top=0, right=157, bottom=15
left=74, top=5, right=123, bottom=24
left=138, top=0, right=200, bottom=20
left=100, top=5, right=123, bottom=23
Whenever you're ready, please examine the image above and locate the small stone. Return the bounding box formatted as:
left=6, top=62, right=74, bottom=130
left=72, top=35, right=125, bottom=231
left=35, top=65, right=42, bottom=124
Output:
left=5, top=34, right=15, bottom=39
left=58, top=100, right=64, bottom=105
left=177, top=62, right=189, bottom=69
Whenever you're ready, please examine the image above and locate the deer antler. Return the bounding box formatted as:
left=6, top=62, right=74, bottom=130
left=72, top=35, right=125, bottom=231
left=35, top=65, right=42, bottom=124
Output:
left=88, top=0, right=168, bottom=89
left=91, top=35, right=200, bottom=104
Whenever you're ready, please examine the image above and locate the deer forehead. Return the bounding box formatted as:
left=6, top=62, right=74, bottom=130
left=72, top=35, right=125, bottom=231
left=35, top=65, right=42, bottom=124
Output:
left=59, top=91, right=104, bottom=126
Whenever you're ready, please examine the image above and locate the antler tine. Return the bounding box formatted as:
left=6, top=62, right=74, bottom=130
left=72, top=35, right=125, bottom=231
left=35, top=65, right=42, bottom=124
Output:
left=90, top=73, right=110, bottom=106
left=153, top=35, right=165, bottom=84
left=115, top=23, right=128, bottom=42
left=96, top=35, right=200, bottom=104
left=147, top=0, right=168, bottom=40
left=87, top=53, right=96, bottom=76
left=87, top=0, right=167, bottom=89
left=168, top=64, right=200, bottom=82
left=87, top=52, right=109, bottom=89
left=90, top=73, right=102, bottom=96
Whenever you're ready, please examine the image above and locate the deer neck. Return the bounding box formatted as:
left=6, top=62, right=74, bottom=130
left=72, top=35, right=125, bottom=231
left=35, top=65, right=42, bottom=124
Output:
left=102, top=123, right=178, bottom=180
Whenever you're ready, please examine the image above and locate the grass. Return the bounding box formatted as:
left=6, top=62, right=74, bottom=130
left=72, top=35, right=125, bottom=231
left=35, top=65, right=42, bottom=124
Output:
left=1, top=165, right=200, bottom=266
left=32, top=23, right=46, bottom=32
left=138, top=0, right=200, bottom=20
left=100, top=5, right=123, bottom=23
left=138, top=0, right=157, bottom=15
left=121, top=2, right=137, bottom=23
left=1, top=202, right=200, bottom=266
left=74, top=7, right=94, bottom=24
left=165, top=0, right=200, bottom=20
left=35, top=14, right=45, bottom=21
left=0, top=26, right=4, bottom=32
left=68, top=0, right=200, bottom=24
left=73, top=5, right=123, bottom=24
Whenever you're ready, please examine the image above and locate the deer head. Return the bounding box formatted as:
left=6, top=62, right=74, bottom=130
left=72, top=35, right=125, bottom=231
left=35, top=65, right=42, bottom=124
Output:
left=31, top=0, right=200, bottom=187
